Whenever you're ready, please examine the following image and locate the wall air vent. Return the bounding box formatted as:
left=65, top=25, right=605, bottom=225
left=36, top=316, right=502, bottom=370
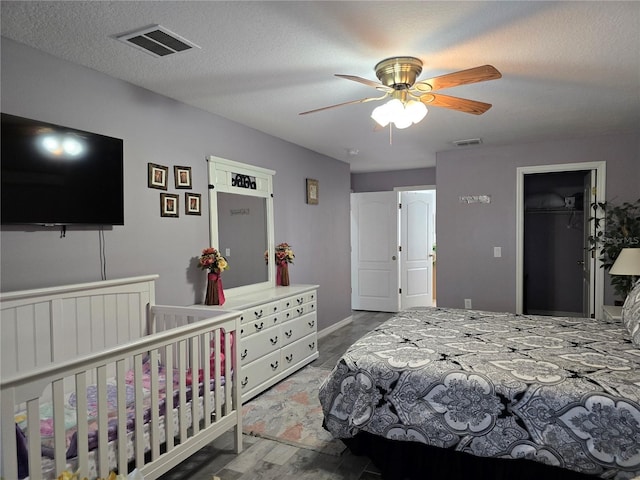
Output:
left=116, top=25, right=200, bottom=58
left=453, top=138, right=483, bottom=147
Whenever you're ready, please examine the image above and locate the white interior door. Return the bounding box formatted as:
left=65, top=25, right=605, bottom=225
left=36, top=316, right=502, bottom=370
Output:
left=400, top=191, right=435, bottom=308
left=351, top=192, right=400, bottom=312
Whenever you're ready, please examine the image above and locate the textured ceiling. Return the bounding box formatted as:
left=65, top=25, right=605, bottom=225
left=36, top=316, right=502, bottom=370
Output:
left=1, top=1, right=639, bottom=172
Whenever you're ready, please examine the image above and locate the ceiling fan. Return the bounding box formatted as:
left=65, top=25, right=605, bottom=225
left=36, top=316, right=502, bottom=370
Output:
left=300, top=57, right=501, bottom=129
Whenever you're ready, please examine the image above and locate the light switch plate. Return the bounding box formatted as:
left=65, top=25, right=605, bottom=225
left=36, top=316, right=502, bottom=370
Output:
left=494, top=247, right=502, bottom=257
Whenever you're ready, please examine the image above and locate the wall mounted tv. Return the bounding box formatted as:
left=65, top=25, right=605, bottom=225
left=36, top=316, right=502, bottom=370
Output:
left=1, top=113, right=124, bottom=226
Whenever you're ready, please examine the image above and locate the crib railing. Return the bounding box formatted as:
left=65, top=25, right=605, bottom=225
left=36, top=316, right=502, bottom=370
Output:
left=1, top=306, right=242, bottom=480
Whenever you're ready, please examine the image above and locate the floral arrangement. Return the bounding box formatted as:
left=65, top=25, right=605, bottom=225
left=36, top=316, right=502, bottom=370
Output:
left=275, top=242, right=295, bottom=264
left=198, top=247, right=229, bottom=273
left=264, top=243, right=295, bottom=264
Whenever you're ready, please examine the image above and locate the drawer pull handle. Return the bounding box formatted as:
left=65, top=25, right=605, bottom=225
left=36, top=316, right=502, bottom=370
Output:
left=241, top=377, right=249, bottom=388
left=297, top=308, right=304, bottom=315
left=286, top=302, right=290, bottom=308
left=308, top=320, right=315, bottom=328
left=254, top=309, right=263, bottom=319
left=255, top=321, right=264, bottom=331
left=241, top=349, right=248, bottom=360
left=285, top=330, right=293, bottom=338
left=240, top=328, right=244, bottom=335
left=286, top=312, right=291, bottom=319
left=273, top=317, right=278, bottom=324
left=311, top=294, right=315, bottom=299
left=308, top=342, right=315, bottom=350
left=273, top=306, right=278, bottom=312
left=270, top=336, right=278, bottom=345
left=271, top=361, right=279, bottom=370
left=286, top=354, right=293, bottom=363
left=297, top=298, right=303, bottom=305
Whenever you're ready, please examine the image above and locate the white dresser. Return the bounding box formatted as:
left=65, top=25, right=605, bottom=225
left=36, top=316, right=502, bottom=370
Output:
left=205, top=284, right=319, bottom=402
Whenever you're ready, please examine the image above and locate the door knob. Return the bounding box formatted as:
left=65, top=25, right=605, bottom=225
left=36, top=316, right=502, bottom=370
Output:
left=577, top=260, right=585, bottom=266
left=392, top=255, right=397, bottom=260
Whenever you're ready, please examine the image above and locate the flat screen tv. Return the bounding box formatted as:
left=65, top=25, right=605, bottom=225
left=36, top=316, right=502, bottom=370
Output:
left=1, top=113, right=124, bottom=226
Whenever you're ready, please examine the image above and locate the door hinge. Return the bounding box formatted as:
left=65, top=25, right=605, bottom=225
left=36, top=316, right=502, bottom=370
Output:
left=399, top=203, right=402, bottom=209
left=398, top=245, right=402, bottom=252
left=591, top=186, right=597, bottom=195
left=399, top=288, right=402, bottom=294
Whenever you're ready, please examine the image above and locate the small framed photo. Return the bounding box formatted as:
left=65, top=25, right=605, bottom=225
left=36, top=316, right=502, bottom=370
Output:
left=306, top=178, right=319, bottom=205
left=148, top=163, right=169, bottom=190
left=174, top=166, right=192, bottom=189
left=185, top=192, right=201, bottom=215
left=160, top=193, right=179, bottom=217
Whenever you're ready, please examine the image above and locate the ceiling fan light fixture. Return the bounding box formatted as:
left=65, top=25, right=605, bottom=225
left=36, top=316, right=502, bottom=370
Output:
left=371, top=102, right=392, bottom=127
left=393, top=115, right=413, bottom=130
left=371, top=98, right=428, bottom=129
left=406, top=100, right=428, bottom=123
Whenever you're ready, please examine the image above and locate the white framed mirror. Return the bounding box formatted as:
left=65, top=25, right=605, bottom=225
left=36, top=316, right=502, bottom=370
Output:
left=207, top=155, right=275, bottom=295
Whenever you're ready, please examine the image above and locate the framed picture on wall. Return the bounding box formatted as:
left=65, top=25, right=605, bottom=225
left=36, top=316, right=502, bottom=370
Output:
left=174, top=166, right=192, bottom=189
left=148, top=163, right=169, bottom=190
left=160, top=193, right=179, bottom=217
left=306, top=178, right=319, bottom=205
left=185, top=192, right=201, bottom=215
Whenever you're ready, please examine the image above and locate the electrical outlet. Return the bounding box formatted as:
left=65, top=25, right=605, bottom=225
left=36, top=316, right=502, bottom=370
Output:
left=225, top=248, right=231, bottom=256
left=464, top=299, right=472, bottom=309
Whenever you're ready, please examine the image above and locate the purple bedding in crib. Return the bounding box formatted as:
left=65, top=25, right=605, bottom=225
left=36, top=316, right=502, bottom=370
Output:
left=16, top=358, right=226, bottom=477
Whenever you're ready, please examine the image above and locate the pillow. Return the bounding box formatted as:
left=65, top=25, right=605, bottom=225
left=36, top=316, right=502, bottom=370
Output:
left=621, top=279, right=640, bottom=347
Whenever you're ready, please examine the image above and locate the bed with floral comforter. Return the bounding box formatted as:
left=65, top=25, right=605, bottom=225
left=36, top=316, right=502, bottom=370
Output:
left=319, top=307, right=640, bottom=479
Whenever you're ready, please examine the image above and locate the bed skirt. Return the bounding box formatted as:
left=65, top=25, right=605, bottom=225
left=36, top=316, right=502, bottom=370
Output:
left=343, top=432, right=595, bottom=480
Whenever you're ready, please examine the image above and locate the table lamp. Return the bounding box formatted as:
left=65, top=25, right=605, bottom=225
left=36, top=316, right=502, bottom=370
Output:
left=610, top=248, right=640, bottom=291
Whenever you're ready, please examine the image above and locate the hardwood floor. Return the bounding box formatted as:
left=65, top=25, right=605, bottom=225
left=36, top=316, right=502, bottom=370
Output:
left=158, top=310, right=393, bottom=480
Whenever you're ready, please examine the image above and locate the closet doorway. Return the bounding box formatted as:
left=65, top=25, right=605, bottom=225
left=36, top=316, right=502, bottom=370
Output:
left=516, top=162, right=606, bottom=318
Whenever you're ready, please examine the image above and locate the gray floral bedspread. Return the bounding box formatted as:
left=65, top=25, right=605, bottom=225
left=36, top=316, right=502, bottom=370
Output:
left=318, top=308, right=640, bottom=479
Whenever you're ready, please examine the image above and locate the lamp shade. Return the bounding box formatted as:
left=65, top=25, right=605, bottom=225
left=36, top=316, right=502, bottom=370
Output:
left=609, top=248, right=640, bottom=275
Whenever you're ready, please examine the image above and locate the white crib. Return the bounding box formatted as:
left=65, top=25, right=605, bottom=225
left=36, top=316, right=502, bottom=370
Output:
left=1, top=275, right=242, bottom=480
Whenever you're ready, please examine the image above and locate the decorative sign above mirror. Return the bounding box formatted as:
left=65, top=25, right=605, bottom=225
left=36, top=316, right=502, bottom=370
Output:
left=207, top=156, right=275, bottom=294
left=232, top=173, right=257, bottom=190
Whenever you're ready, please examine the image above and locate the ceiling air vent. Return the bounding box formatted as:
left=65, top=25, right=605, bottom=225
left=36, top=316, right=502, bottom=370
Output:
left=453, top=138, right=483, bottom=147
left=117, top=25, right=200, bottom=58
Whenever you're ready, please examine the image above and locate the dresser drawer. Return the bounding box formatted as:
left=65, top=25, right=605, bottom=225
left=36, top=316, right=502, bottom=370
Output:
left=291, top=301, right=316, bottom=318
left=241, top=312, right=277, bottom=337
left=246, top=300, right=280, bottom=321
left=240, top=350, right=281, bottom=394
left=279, top=296, right=296, bottom=311
left=281, top=312, right=317, bottom=346
left=240, top=327, right=281, bottom=365
left=303, top=291, right=317, bottom=304
left=281, top=332, right=317, bottom=368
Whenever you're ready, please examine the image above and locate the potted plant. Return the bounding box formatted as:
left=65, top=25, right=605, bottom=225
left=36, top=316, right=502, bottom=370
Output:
left=588, top=198, right=640, bottom=302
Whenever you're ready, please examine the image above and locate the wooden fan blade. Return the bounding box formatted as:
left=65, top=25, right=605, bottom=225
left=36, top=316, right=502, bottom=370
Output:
left=420, top=93, right=492, bottom=115
left=335, top=74, right=393, bottom=92
left=413, top=65, right=501, bottom=93
left=299, top=94, right=388, bottom=115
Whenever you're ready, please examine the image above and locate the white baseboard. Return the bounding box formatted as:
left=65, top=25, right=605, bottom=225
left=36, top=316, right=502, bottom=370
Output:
left=318, top=315, right=353, bottom=339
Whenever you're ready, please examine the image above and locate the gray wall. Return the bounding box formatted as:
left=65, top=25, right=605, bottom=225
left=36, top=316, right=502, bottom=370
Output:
left=351, top=167, right=436, bottom=192
left=435, top=135, right=640, bottom=312
left=0, top=38, right=352, bottom=332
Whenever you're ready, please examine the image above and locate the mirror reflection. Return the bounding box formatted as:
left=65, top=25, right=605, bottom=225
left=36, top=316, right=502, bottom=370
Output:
left=217, top=192, right=268, bottom=289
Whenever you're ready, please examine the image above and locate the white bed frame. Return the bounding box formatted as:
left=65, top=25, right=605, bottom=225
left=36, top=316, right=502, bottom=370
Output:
left=1, top=275, right=243, bottom=480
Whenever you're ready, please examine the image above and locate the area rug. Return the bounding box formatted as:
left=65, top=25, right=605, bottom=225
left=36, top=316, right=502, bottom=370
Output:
left=242, top=365, right=346, bottom=456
